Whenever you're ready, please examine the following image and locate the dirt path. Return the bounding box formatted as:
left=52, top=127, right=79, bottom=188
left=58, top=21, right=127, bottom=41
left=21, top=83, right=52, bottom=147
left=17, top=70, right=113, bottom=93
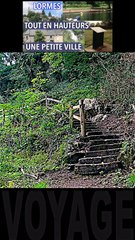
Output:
left=44, top=168, right=129, bottom=188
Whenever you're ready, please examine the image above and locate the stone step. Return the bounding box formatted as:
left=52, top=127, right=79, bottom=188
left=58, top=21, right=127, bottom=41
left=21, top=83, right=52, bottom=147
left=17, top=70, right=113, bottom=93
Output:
left=74, top=126, right=98, bottom=131
left=73, top=139, right=122, bottom=151
left=73, top=122, right=96, bottom=124
left=73, top=124, right=97, bottom=128
left=89, top=138, right=124, bottom=145
left=86, top=131, right=103, bottom=135
left=86, top=128, right=99, bottom=131
left=74, top=161, right=122, bottom=175
left=88, top=143, right=122, bottom=151
left=104, top=131, right=122, bottom=135
left=85, top=148, right=121, bottom=157
left=74, top=123, right=98, bottom=127
left=79, top=155, right=118, bottom=164
left=73, top=139, right=123, bottom=149
left=73, top=120, right=95, bottom=123
left=81, top=134, right=122, bottom=141
left=73, top=120, right=95, bottom=124
left=66, top=151, right=85, bottom=164
left=73, top=120, right=93, bottom=123
left=65, top=164, right=76, bottom=171
left=72, top=141, right=89, bottom=148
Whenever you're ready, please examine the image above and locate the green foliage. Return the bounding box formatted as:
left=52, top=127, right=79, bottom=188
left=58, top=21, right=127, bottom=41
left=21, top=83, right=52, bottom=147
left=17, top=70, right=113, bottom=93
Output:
left=0, top=53, right=48, bottom=97
left=0, top=52, right=134, bottom=188
left=42, top=52, right=63, bottom=75
left=98, top=53, right=135, bottom=114
left=27, top=11, right=42, bottom=22
left=0, top=53, right=13, bottom=96
left=34, top=181, right=48, bottom=188
left=51, top=142, right=68, bottom=166
left=34, top=30, right=45, bottom=42
left=32, top=72, right=48, bottom=91
left=118, top=140, right=135, bottom=168
left=126, top=171, right=135, bottom=188
left=0, top=89, right=71, bottom=187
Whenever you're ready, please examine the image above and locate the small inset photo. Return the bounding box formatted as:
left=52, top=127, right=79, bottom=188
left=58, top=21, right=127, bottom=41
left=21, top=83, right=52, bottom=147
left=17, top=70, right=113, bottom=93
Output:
left=84, top=26, right=113, bottom=52
left=62, top=1, right=113, bottom=52
left=63, top=1, right=113, bottom=22
left=23, top=1, right=63, bottom=22
left=23, top=1, right=63, bottom=45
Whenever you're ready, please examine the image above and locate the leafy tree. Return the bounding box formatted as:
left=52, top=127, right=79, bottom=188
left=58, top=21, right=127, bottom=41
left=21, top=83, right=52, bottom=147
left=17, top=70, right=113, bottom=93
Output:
left=27, top=11, right=41, bottom=22
left=0, top=53, right=48, bottom=97
left=49, top=16, right=58, bottom=21
left=0, top=53, right=13, bottom=97
left=34, top=30, right=45, bottom=42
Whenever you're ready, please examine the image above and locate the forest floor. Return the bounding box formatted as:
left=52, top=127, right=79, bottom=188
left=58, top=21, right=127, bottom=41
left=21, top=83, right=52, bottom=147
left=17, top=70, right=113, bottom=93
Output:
left=44, top=168, right=131, bottom=188
left=97, top=113, right=135, bottom=138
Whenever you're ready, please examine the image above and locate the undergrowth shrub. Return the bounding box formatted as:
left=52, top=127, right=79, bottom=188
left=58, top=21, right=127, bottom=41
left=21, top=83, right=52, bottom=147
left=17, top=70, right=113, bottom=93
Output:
left=126, top=170, right=135, bottom=188
left=118, top=140, right=135, bottom=168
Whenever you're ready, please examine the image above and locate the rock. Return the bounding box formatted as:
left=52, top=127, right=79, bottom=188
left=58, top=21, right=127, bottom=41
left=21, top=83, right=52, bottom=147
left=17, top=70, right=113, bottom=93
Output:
left=84, top=99, right=115, bottom=118
left=64, top=152, right=85, bottom=164
left=92, top=114, right=104, bottom=122
left=131, top=104, right=135, bottom=112
left=84, top=98, right=99, bottom=110
left=101, top=114, right=108, bottom=121
left=84, top=98, right=101, bottom=117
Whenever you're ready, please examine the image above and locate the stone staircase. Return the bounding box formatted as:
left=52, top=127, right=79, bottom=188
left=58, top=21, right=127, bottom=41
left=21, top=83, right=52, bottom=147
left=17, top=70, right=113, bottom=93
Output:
left=66, top=119, right=124, bottom=175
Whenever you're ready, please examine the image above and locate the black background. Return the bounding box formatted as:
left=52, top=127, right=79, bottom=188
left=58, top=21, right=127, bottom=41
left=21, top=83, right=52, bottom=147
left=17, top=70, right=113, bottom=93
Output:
left=0, top=189, right=134, bottom=240
left=0, top=0, right=134, bottom=52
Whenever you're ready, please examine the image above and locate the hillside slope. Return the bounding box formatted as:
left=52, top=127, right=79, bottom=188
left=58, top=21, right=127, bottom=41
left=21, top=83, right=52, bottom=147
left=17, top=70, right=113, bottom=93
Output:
left=0, top=52, right=134, bottom=188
